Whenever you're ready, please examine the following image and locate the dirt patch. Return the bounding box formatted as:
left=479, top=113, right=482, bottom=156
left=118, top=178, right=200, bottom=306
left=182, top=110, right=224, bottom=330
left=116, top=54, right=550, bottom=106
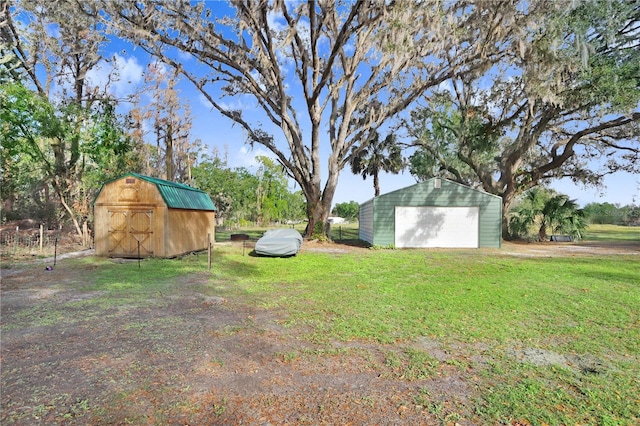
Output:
left=509, top=348, right=611, bottom=375
left=1, top=262, right=476, bottom=425
left=1, top=239, right=636, bottom=424
left=498, top=240, right=639, bottom=257
left=306, top=238, right=639, bottom=257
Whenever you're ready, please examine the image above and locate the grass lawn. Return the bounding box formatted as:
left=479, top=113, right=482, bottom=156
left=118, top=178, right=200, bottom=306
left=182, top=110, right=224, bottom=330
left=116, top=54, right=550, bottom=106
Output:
left=218, top=224, right=638, bottom=423
left=211, top=246, right=638, bottom=424
left=583, top=223, right=640, bottom=243
left=2, top=224, right=638, bottom=424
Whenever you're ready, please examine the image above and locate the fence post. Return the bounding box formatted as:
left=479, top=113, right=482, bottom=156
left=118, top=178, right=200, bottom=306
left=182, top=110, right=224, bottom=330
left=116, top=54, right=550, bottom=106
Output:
left=207, top=233, right=212, bottom=271
left=40, top=224, right=44, bottom=253
left=82, top=221, right=88, bottom=247
left=14, top=226, right=18, bottom=255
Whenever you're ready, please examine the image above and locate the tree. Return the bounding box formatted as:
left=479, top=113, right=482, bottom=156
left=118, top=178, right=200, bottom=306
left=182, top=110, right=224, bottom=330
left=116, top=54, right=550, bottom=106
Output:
left=192, top=153, right=257, bottom=226
left=349, top=133, right=404, bottom=197
left=407, top=91, right=499, bottom=187
left=91, top=0, right=534, bottom=237
left=508, top=188, right=586, bottom=241
left=255, top=156, right=291, bottom=225
left=281, top=190, right=307, bottom=224
left=136, top=62, right=199, bottom=183
left=0, top=83, right=55, bottom=222
left=192, top=151, right=306, bottom=226
left=583, top=202, right=624, bottom=225
left=333, top=201, right=359, bottom=222
left=1, top=82, right=136, bottom=226
left=1, top=0, right=136, bottom=237
left=406, top=1, right=639, bottom=238
left=80, top=99, right=142, bottom=207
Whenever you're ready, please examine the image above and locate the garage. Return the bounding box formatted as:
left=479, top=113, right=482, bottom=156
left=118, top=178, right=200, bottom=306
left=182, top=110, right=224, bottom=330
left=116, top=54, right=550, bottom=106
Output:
left=359, top=178, right=501, bottom=249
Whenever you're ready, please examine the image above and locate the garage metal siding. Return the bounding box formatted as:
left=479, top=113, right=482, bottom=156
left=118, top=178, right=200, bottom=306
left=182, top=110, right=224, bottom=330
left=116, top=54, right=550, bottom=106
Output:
left=366, top=178, right=501, bottom=248
left=358, top=199, right=374, bottom=244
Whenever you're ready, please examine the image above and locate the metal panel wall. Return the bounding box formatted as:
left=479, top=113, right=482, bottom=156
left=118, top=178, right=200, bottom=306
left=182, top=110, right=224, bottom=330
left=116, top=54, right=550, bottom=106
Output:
left=358, top=199, right=374, bottom=244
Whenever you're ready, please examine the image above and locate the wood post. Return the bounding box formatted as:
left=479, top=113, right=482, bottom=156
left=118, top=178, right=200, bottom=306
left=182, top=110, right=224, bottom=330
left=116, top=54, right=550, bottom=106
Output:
left=82, top=221, right=88, bottom=247
left=207, top=233, right=212, bottom=271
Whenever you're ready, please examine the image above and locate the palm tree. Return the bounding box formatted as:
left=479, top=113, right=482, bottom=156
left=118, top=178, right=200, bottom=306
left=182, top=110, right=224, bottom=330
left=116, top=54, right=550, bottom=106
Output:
left=509, top=188, right=586, bottom=241
left=349, top=133, right=405, bottom=197
left=540, top=195, right=587, bottom=241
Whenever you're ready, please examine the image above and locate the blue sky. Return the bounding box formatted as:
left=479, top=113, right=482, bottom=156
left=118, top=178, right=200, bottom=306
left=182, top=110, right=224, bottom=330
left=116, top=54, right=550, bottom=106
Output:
left=83, top=7, right=639, bottom=209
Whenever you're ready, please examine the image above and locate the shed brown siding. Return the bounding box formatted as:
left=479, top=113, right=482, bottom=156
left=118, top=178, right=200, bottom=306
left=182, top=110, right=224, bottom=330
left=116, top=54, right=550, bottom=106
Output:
left=166, top=208, right=215, bottom=257
left=94, top=175, right=215, bottom=258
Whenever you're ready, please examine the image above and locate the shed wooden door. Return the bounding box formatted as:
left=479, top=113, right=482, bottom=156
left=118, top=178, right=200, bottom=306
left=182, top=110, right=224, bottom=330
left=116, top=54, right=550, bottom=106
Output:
left=108, top=210, right=154, bottom=257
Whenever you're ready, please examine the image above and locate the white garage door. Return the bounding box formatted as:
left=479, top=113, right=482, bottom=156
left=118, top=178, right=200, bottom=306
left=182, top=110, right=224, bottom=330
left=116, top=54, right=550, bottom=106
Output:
left=395, top=206, right=479, bottom=248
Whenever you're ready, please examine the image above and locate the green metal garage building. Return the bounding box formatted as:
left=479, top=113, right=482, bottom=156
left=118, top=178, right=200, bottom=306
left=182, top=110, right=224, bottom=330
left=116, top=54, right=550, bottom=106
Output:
left=359, top=178, right=502, bottom=248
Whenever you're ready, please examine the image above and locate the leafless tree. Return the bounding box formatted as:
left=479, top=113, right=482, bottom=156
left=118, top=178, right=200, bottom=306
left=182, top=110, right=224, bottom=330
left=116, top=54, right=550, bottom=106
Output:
left=136, top=62, right=198, bottom=183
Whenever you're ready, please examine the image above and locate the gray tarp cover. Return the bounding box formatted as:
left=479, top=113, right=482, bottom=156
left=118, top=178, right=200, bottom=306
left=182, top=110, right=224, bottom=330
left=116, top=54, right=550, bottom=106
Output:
left=255, top=228, right=303, bottom=257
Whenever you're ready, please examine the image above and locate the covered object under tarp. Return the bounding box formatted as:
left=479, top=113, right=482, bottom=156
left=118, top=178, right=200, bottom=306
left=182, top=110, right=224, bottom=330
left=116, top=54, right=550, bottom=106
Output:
left=255, top=228, right=303, bottom=257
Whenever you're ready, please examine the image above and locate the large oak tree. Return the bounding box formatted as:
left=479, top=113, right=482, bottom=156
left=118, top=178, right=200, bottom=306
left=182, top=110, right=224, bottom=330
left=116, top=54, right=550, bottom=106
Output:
left=91, top=0, right=542, bottom=237
left=406, top=0, right=640, bottom=237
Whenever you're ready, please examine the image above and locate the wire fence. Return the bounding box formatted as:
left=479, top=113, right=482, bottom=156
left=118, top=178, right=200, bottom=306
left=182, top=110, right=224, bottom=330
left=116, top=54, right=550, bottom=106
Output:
left=0, top=220, right=94, bottom=259
left=0, top=227, right=65, bottom=258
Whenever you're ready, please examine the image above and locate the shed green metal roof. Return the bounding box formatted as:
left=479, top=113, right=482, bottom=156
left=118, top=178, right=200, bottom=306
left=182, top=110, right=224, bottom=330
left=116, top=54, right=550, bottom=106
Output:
left=98, top=173, right=216, bottom=211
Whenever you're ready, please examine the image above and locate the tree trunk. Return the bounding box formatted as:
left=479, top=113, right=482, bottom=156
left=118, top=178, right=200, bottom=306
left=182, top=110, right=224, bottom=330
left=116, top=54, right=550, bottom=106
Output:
left=373, top=171, right=380, bottom=197
left=538, top=223, right=547, bottom=242
left=53, top=182, right=83, bottom=241
left=501, top=190, right=516, bottom=241
left=166, top=123, right=174, bottom=181
left=305, top=200, right=330, bottom=239
left=302, top=167, right=339, bottom=239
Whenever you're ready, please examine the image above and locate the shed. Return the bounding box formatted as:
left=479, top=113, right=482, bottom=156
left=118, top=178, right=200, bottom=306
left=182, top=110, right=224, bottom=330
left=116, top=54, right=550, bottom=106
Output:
left=93, top=173, right=216, bottom=258
left=359, top=178, right=501, bottom=248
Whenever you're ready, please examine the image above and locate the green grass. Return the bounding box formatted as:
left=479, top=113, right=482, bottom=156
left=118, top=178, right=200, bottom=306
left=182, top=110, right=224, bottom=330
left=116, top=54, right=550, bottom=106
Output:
left=5, top=236, right=639, bottom=425
left=202, top=246, right=639, bottom=424
left=207, top=249, right=637, bottom=348
left=583, top=224, right=640, bottom=243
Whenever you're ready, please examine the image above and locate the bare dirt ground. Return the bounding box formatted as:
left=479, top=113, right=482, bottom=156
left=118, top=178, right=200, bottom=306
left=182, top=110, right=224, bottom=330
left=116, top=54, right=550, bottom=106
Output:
left=303, top=238, right=640, bottom=258
left=1, top=258, right=467, bottom=425
left=1, top=239, right=637, bottom=425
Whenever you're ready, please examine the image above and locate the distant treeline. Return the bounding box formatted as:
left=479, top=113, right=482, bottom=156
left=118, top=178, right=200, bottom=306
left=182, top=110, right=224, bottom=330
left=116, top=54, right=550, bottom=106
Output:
left=583, top=203, right=640, bottom=226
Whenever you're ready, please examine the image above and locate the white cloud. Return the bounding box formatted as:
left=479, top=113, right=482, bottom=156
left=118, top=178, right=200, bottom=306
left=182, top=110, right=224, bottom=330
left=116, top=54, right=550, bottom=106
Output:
left=213, top=94, right=257, bottom=113
left=86, top=54, right=144, bottom=99
left=437, top=80, right=454, bottom=94
left=198, top=93, right=214, bottom=109
left=267, top=10, right=288, bottom=32
left=236, top=145, right=276, bottom=169
left=175, top=48, right=193, bottom=62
